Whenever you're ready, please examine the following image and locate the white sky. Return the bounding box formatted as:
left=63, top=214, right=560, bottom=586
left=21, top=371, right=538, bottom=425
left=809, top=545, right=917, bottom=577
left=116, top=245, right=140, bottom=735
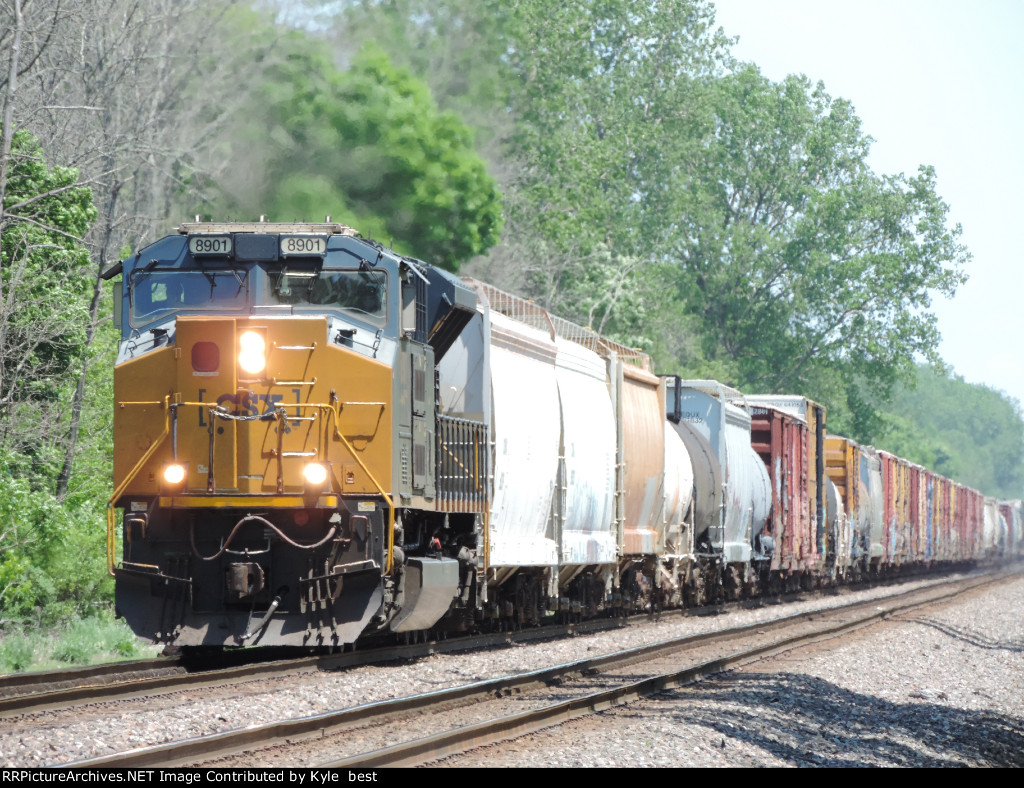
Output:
left=712, top=0, right=1024, bottom=411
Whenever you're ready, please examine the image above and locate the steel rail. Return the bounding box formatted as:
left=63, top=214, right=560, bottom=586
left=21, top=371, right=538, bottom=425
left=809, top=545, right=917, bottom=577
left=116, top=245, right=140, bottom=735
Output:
left=0, top=657, right=316, bottom=719
left=325, top=571, right=1008, bottom=767
left=0, top=657, right=178, bottom=695
left=1, top=566, right=995, bottom=719
left=59, top=570, right=1009, bottom=769
left=0, top=613, right=639, bottom=719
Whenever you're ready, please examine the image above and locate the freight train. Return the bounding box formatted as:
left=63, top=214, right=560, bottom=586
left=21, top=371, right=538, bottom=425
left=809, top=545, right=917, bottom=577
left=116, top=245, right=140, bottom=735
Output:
left=102, top=221, right=1024, bottom=648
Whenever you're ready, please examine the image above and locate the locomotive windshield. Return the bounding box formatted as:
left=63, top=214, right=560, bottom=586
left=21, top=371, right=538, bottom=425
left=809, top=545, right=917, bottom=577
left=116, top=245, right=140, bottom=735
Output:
left=267, top=268, right=388, bottom=327
left=129, top=269, right=249, bottom=325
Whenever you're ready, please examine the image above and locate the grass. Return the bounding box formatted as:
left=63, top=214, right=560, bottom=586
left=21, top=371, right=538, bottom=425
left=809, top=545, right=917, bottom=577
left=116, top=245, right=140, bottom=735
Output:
left=0, top=610, right=161, bottom=674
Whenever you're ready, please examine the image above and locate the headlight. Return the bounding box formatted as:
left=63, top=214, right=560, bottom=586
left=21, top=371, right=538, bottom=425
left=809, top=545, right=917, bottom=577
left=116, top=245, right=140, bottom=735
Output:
left=303, top=462, right=328, bottom=486
left=238, top=330, right=266, bottom=375
left=163, top=463, right=186, bottom=485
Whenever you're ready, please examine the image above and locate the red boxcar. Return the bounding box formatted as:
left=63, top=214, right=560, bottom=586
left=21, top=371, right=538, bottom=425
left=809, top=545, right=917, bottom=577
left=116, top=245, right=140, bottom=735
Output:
left=746, top=404, right=823, bottom=575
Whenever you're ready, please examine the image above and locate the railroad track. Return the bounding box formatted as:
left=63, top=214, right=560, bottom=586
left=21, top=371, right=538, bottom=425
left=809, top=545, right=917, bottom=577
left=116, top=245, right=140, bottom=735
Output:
left=0, top=647, right=322, bottom=706
left=57, top=569, right=1011, bottom=768
left=0, top=568, right=948, bottom=719
left=1, top=654, right=311, bottom=719
left=0, top=657, right=177, bottom=700
left=0, top=613, right=646, bottom=718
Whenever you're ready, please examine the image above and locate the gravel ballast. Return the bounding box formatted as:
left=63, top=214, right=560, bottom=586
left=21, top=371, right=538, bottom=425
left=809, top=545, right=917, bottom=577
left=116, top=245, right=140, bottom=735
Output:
left=440, top=572, right=1024, bottom=767
left=1, top=569, right=1021, bottom=768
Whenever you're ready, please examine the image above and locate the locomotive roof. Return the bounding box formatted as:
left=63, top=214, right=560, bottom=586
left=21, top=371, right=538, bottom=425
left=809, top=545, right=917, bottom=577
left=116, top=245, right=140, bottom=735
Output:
left=175, top=221, right=360, bottom=236
left=102, top=221, right=382, bottom=280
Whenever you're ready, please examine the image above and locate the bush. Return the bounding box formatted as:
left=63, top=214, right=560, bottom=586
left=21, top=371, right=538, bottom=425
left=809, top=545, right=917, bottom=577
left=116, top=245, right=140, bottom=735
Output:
left=0, top=464, right=113, bottom=627
left=0, top=632, right=39, bottom=673
left=50, top=612, right=151, bottom=665
left=0, top=610, right=156, bottom=673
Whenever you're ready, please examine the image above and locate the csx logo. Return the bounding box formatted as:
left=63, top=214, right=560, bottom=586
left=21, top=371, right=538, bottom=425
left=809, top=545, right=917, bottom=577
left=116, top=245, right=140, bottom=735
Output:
left=197, top=388, right=302, bottom=432
left=215, top=389, right=268, bottom=417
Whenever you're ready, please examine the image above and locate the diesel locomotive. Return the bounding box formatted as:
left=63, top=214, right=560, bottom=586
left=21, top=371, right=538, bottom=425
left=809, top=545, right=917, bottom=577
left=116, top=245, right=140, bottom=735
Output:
left=103, top=221, right=1024, bottom=648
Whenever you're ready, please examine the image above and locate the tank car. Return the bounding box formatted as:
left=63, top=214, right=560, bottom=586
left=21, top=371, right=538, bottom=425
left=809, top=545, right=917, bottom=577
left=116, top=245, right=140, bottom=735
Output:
left=662, top=379, right=771, bottom=598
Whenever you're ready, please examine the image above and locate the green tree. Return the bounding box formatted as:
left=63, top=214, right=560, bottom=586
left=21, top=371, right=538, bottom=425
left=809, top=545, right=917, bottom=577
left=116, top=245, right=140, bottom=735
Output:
left=466, top=2, right=968, bottom=413
left=0, top=124, right=99, bottom=625
left=875, top=365, right=1024, bottom=498
left=676, top=69, right=968, bottom=422
left=321, top=5, right=969, bottom=439
left=449, top=0, right=734, bottom=340
left=0, top=458, right=113, bottom=627
left=281, top=5, right=972, bottom=426
left=331, top=0, right=512, bottom=138
left=327, top=1, right=732, bottom=329
left=211, top=28, right=503, bottom=271
left=0, top=128, right=95, bottom=458
left=499, top=0, right=729, bottom=249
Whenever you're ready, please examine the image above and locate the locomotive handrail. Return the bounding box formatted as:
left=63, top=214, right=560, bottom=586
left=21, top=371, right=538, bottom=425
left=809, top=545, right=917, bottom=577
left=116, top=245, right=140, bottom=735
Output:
left=106, top=396, right=172, bottom=576
left=322, top=401, right=396, bottom=575
left=108, top=399, right=243, bottom=574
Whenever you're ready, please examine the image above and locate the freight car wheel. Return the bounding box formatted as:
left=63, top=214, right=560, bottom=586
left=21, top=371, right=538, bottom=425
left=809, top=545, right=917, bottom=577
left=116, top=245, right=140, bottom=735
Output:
left=708, top=563, right=725, bottom=605
left=724, top=565, right=743, bottom=601
left=745, top=569, right=762, bottom=598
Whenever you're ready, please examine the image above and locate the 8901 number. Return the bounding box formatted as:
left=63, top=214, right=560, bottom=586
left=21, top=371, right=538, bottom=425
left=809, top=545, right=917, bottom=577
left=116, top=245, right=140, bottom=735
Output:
left=189, top=236, right=232, bottom=255
left=280, top=236, right=326, bottom=255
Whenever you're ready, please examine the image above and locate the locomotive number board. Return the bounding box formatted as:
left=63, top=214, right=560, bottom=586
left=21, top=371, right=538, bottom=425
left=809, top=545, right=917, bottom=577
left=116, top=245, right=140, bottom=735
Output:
left=280, top=235, right=327, bottom=256
left=188, top=235, right=233, bottom=256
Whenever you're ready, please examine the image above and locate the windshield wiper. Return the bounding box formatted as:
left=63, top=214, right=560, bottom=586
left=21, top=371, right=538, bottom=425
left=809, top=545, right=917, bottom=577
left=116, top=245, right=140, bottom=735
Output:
left=192, top=256, right=246, bottom=297
left=306, top=260, right=324, bottom=298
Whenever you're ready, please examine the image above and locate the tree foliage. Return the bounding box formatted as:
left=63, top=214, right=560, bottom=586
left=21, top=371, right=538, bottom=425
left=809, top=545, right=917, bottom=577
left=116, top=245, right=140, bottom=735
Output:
left=325, top=0, right=981, bottom=450
left=0, top=125, right=99, bottom=624
left=211, top=25, right=503, bottom=270
left=674, top=69, right=969, bottom=419
left=873, top=366, right=1024, bottom=498
left=329, top=0, right=512, bottom=138
left=0, top=128, right=95, bottom=454
left=0, top=459, right=112, bottom=627
left=500, top=1, right=729, bottom=249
